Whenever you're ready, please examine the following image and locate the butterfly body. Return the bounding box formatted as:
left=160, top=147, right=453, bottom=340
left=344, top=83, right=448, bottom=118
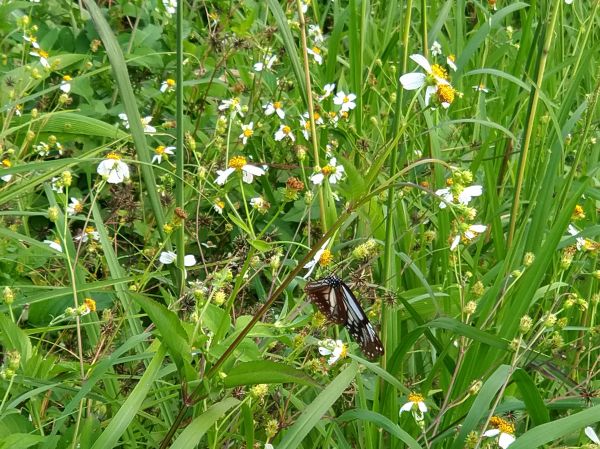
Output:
left=305, top=275, right=384, bottom=359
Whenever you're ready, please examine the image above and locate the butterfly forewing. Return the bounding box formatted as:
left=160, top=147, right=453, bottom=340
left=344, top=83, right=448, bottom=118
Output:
left=305, top=275, right=384, bottom=359
left=337, top=282, right=385, bottom=359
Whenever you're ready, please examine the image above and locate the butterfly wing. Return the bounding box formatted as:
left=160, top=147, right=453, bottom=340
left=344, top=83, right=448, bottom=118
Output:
left=304, top=276, right=347, bottom=324
left=336, top=281, right=384, bottom=360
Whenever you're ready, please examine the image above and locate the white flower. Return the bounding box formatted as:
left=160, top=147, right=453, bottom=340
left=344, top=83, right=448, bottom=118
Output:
left=60, top=75, right=72, bottom=93
left=118, top=113, right=156, bottom=133
left=306, top=46, right=323, bottom=65
left=318, top=339, right=347, bottom=365
left=585, top=427, right=599, bottom=444
left=215, top=155, right=266, bottom=185
left=567, top=224, right=589, bottom=251
left=399, top=393, right=428, bottom=421
left=451, top=224, right=487, bottom=251
left=75, top=226, right=100, bottom=243
left=263, top=101, right=285, bottom=119
left=253, top=54, right=277, bottom=72
left=23, top=33, right=40, bottom=49
left=274, top=124, right=295, bottom=142
left=319, top=83, right=336, bottom=101
left=565, top=0, right=573, bottom=4
left=436, top=185, right=483, bottom=209
left=483, top=417, right=516, bottom=449
left=250, top=196, right=270, bottom=214
left=213, top=199, right=225, bottom=214
left=333, top=91, right=357, bottom=112
left=308, top=24, right=324, bottom=43
left=399, top=54, right=452, bottom=107
left=239, top=122, right=254, bottom=145
left=163, top=0, right=177, bottom=15
left=303, top=238, right=331, bottom=279
left=447, top=54, right=457, bottom=71
left=30, top=48, right=50, bottom=68
left=159, top=251, right=196, bottom=266
left=430, top=40, right=442, bottom=56
left=67, top=198, right=83, bottom=216
left=310, top=157, right=345, bottom=185
left=265, top=444, right=274, bottom=449
left=160, top=78, right=175, bottom=92
left=218, top=97, right=244, bottom=118
left=473, top=83, right=490, bottom=93
left=97, top=153, right=130, bottom=184
left=51, top=176, right=64, bottom=193
left=44, top=239, right=63, bottom=252
left=152, top=145, right=175, bottom=164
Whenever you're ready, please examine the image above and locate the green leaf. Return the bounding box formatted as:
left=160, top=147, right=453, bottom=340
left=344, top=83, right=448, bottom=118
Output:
left=512, top=369, right=550, bottom=426
left=90, top=345, right=166, bottom=449
left=249, top=239, right=271, bottom=252
left=170, top=398, right=240, bottom=449
left=338, top=409, right=423, bottom=449
left=510, top=404, right=600, bottom=449
left=0, top=313, right=32, bottom=365
left=277, top=362, right=358, bottom=449
left=224, top=361, right=319, bottom=388
left=452, top=365, right=512, bottom=449
left=130, top=293, right=195, bottom=382
left=427, top=317, right=508, bottom=350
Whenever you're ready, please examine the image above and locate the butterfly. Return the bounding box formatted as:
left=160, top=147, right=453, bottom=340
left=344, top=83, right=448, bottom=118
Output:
left=304, top=274, right=384, bottom=359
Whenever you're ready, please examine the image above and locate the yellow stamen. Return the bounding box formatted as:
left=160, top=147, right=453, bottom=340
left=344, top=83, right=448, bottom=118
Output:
left=85, top=226, right=95, bottom=234
left=228, top=155, right=247, bottom=169
left=312, top=46, right=321, bottom=54
left=319, top=249, right=333, bottom=266
left=282, top=125, right=291, bottom=135
left=106, top=152, right=121, bottom=160
left=166, top=78, right=175, bottom=86
left=437, top=84, right=455, bottom=105
left=38, top=50, right=49, bottom=58
left=273, top=101, right=282, bottom=109
left=489, top=416, right=514, bottom=435
left=343, top=96, right=349, bottom=103
left=431, top=64, right=448, bottom=80
left=243, top=128, right=253, bottom=137
left=84, top=298, right=97, bottom=312
left=572, top=204, right=585, bottom=220
left=155, top=145, right=166, bottom=155
left=448, top=54, right=456, bottom=63
left=216, top=200, right=225, bottom=209
left=321, top=165, right=335, bottom=176
left=74, top=202, right=84, bottom=213
left=2, top=159, right=11, bottom=168
left=408, top=392, right=424, bottom=403
left=314, top=112, right=321, bottom=121
left=63, top=75, right=72, bottom=82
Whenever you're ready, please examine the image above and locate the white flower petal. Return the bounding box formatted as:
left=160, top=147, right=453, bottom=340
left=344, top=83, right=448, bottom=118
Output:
left=470, top=224, right=487, bottom=233
left=400, top=73, right=426, bottom=90
left=183, top=255, right=197, bottom=266
left=159, top=251, right=177, bottom=264
left=417, top=401, right=428, bottom=413
left=425, top=85, right=437, bottom=107
left=399, top=402, right=414, bottom=413
left=410, top=54, right=432, bottom=73
left=585, top=427, right=600, bottom=444
left=450, top=234, right=461, bottom=251
left=215, top=167, right=235, bottom=185
left=498, top=432, right=516, bottom=449
left=483, top=429, right=500, bottom=437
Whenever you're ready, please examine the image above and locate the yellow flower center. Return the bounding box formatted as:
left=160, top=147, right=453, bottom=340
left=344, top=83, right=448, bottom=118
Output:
left=155, top=145, right=166, bottom=155
left=339, top=344, right=348, bottom=359
left=85, top=226, right=95, bottom=234
left=2, top=159, right=11, bottom=168
left=408, top=392, right=424, bottom=403
left=228, top=155, right=247, bottom=170
left=38, top=50, right=49, bottom=58
left=319, top=249, right=333, bottom=266
left=314, top=112, right=321, bottom=121
left=304, top=120, right=311, bottom=130
left=231, top=98, right=240, bottom=106
left=243, top=128, right=254, bottom=137
left=63, top=75, right=72, bottom=81
left=431, top=64, right=448, bottom=80
left=74, top=202, right=84, bottom=213
left=328, top=111, right=337, bottom=119
left=343, top=96, right=350, bottom=103
left=166, top=78, right=175, bottom=86
left=489, top=416, right=514, bottom=435
left=106, top=152, right=121, bottom=160
left=340, top=111, right=349, bottom=119
left=84, top=298, right=97, bottom=312
left=448, top=54, right=456, bottom=63
left=273, top=101, right=282, bottom=109
left=282, top=125, right=291, bottom=135
left=321, top=164, right=335, bottom=176
left=53, top=238, right=61, bottom=245
left=437, top=84, right=455, bottom=104
left=312, top=46, right=321, bottom=55
left=216, top=200, right=225, bottom=209
left=572, top=204, right=585, bottom=219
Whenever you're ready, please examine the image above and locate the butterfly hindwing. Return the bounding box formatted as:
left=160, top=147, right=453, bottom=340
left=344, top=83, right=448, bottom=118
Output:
left=304, top=275, right=347, bottom=324
left=305, top=275, right=384, bottom=359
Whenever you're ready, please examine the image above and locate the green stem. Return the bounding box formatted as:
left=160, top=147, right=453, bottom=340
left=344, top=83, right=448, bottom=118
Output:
left=507, top=0, right=561, bottom=246
left=175, top=0, right=185, bottom=292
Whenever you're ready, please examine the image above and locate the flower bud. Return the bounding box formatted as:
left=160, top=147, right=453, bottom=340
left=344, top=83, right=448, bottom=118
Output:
left=48, top=207, right=59, bottom=222
left=523, top=252, right=535, bottom=267
left=3, top=287, right=15, bottom=305
left=519, top=315, right=532, bottom=334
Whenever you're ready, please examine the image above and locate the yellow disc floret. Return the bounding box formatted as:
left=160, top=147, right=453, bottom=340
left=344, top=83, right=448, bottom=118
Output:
left=431, top=64, right=448, bottom=80
left=319, top=249, right=333, bottom=266
left=228, top=155, right=247, bottom=170
left=437, top=84, right=455, bottom=105
left=408, top=392, right=424, bottom=403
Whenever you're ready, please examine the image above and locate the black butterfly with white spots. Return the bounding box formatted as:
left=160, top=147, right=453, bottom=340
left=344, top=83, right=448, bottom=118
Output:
left=304, top=275, right=384, bottom=359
